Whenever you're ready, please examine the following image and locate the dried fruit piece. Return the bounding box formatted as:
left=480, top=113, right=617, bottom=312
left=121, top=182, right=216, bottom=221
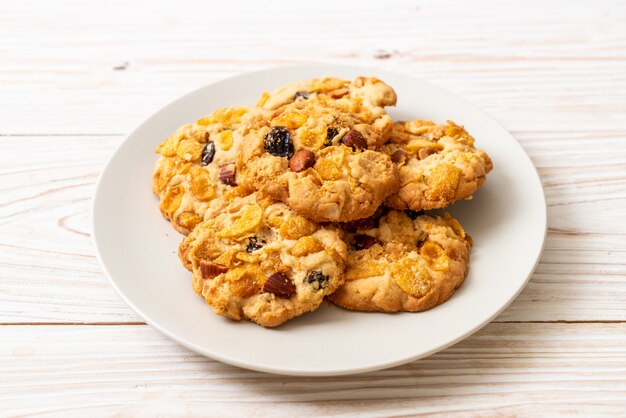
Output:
left=263, top=272, right=296, bottom=298
left=353, top=234, right=378, bottom=250
left=294, top=91, right=310, bottom=100
left=391, top=149, right=406, bottom=163
left=341, top=129, right=366, bottom=150
left=305, top=270, right=329, bottom=290
left=246, top=236, right=264, bottom=253
left=199, top=260, right=228, bottom=279
left=325, top=127, right=339, bottom=146
left=202, top=142, right=216, bottom=165
left=219, top=164, right=237, bottom=186
left=420, top=242, right=449, bottom=271
left=279, top=215, right=318, bottom=240
left=291, top=236, right=324, bottom=257
left=264, top=126, right=294, bottom=157
left=289, top=150, right=316, bottom=172
left=217, top=204, right=263, bottom=238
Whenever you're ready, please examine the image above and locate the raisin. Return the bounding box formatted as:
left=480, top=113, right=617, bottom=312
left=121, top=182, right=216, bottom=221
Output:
left=405, top=209, right=424, bottom=220
left=246, top=237, right=264, bottom=253
left=294, top=91, right=310, bottom=101
left=264, top=126, right=294, bottom=158
left=202, top=141, right=216, bottom=165
left=325, top=127, right=339, bottom=146
left=305, top=270, right=329, bottom=290
left=353, top=234, right=378, bottom=250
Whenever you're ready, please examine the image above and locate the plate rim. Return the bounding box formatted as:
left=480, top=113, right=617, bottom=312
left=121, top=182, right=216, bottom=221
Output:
left=92, top=63, right=547, bottom=376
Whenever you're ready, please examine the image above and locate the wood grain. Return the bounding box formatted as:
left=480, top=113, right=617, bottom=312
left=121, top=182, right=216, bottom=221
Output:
left=1, top=0, right=625, bottom=415
left=0, top=0, right=625, bottom=134
left=1, top=323, right=625, bottom=417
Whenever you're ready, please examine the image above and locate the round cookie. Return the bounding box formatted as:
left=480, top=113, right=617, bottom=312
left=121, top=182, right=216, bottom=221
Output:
left=178, top=194, right=348, bottom=327
left=239, top=95, right=400, bottom=223
left=328, top=209, right=471, bottom=312
left=384, top=120, right=493, bottom=211
left=152, top=106, right=270, bottom=234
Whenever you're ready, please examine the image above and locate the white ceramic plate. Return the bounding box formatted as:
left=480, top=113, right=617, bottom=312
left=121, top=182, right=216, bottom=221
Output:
left=93, top=64, right=546, bottom=376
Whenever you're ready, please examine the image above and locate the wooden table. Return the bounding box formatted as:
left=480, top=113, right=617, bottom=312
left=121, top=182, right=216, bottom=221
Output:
left=2, top=0, right=625, bottom=416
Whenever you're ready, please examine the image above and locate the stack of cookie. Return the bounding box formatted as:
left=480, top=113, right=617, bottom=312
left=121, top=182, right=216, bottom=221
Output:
left=152, top=76, right=493, bottom=327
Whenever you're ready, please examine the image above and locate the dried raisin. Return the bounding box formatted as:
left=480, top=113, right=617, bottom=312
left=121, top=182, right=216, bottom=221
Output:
left=264, top=126, right=294, bottom=158
left=305, top=270, right=329, bottom=290
left=202, top=141, right=216, bottom=165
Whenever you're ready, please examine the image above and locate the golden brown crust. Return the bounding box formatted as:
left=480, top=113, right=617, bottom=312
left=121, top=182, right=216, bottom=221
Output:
left=328, top=210, right=471, bottom=312
left=152, top=107, right=271, bottom=234
left=384, top=120, right=493, bottom=211
left=179, top=194, right=348, bottom=327
left=239, top=87, right=400, bottom=223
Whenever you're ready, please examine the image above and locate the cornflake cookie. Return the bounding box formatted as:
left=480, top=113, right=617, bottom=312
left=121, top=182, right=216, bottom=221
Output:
left=328, top=209, right=471, bottom=312
left=152, top=106, right=270, bottom=234
left=239, top=93, right=399, bottom=223
left=257, top=76, right=397, bottom=122
left=384, top=120, right=493, bottom=211
left=178, top=194, right=348, bottom=327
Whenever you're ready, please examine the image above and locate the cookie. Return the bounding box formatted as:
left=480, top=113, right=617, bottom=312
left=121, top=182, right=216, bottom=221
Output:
left=239, top=95, right=400, bottom=222
left=257, top=76, right=397, bottom=122
left=384, top=120, right=493, bottom=211
left=152, top=106, right=270, bottom=234
left=178, top=194, right=348, bottom=327
left=328, top=209, right=471, bottom=312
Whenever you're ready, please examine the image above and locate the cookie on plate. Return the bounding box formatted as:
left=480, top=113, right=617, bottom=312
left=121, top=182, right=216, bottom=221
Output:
left=239, top=95, right=400, bottom=223
left=328, top=209, right=471, bottom=312
left=384, top=120, right=493, bottom=211
left=178, top=194, right=348, bottom=327
left=152, top=106, right=270, bottom=234
left=257, top=76, right=397, bottom=123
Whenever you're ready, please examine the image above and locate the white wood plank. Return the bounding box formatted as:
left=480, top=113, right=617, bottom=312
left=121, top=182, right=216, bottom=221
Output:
left=1, top=132, right=625, bottom=323
left=0, top=0, right=624, bottom=134
left=1, top=323, right=625, bottom=417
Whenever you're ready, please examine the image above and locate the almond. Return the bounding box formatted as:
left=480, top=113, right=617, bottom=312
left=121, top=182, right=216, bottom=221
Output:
left=199, top=260, right=228, bottom=279
left=341, top=129, right=366, bottom=151
left=263, top=272, right=296, bottom=298
left=418, top=147, right=435, bottom=160
left=391, top=149, right=406, bottom=163
left=219, top=164, right=237, bottom=186
left=289, top=149, right=316, bottom=172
